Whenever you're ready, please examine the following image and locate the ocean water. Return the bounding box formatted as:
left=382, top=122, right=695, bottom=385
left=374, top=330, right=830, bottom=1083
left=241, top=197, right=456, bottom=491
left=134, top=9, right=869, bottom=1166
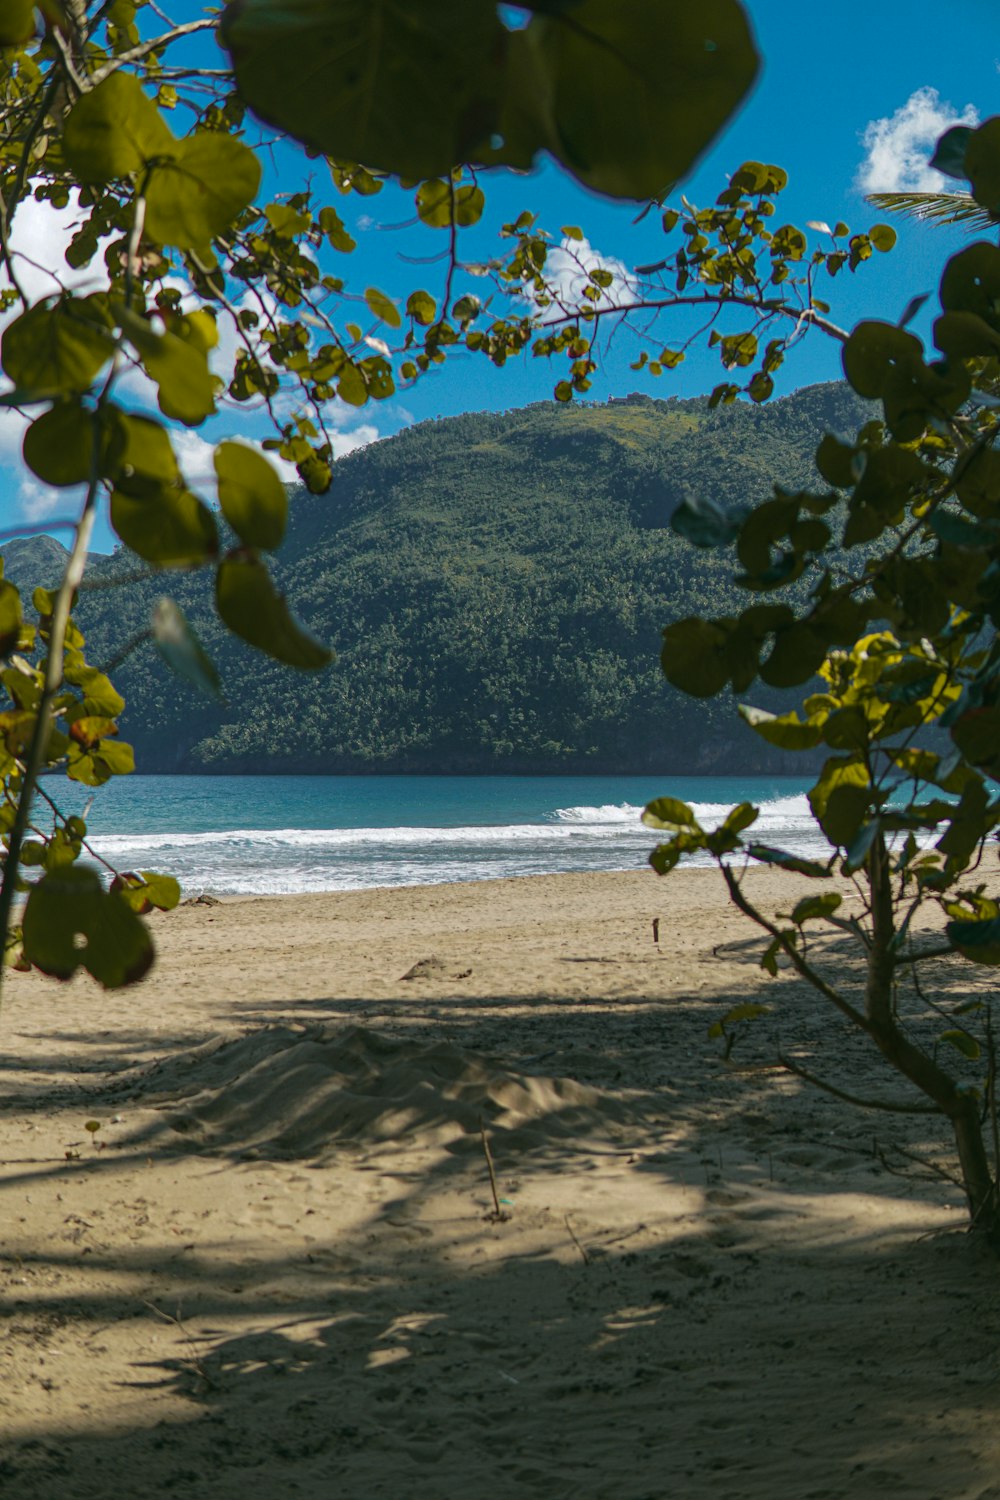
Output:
left=39, top=773, right=824, bottom=897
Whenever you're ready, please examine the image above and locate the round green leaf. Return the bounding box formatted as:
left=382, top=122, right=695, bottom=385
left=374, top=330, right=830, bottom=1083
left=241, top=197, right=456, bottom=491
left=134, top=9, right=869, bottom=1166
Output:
left=642, top=796, right=698, bottom=830
left=214, top=440, right=288, bottom=551
left=114, top=304, right=216, bottom=425
left=364, top=287, right=402, bottom=330
left=929, top=124, right=973, bottom=180
left=2, top=296, right=114, bottom=397
left=416, top=180, right=455, bottom=228
left=406, top=290, right=437, bottom=326
left=111, top=488, right=219, bottom=567
left=23, top=401, right=99, bottom=486
left=738, top=704, right=825, bottom=750
left=939, top=242, right=1000, bottom=328
left=964, top=118, right=1000, bottom=216
left=144, top=132, right=262, bottom=249
left=939, top=1029, right=982, bottom=1059
left=106, top=412, right=182, bottom=498
left=499, top=0, right=758, bottom=198
left=0, top=581, right=24, bottom=659
left=221, top=0, right=757, bottom=202
left=216, top=554, right=332, bottom=669
left=947, top=915, right=1000, bottom=966
left=934, top=310, right=1000, bottom=358
left=0, top=0, right=35, bottom=45
left=63, top=71, right=175, bottom=183
left=661, top=617, right=732, bottom=697
left=842, top=320, right=923, bottom=399
left=221, top=0, right=505, bottom=182
left=868, top=223, right=896, bottom=252
left=22, top=865, right=154, bottom=988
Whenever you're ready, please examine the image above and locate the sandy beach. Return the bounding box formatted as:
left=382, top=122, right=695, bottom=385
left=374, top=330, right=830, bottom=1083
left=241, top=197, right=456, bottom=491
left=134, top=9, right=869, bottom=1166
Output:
left=2, top=867, right=999, bottom=1499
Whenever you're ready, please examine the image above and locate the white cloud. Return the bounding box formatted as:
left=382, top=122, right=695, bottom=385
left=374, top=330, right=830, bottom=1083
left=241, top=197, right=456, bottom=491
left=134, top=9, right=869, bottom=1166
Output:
left=0, top=193, right=110, bottom=304
left=857, top=87, right=979, bottom=193
left=523, top=235, right=638, bottom=320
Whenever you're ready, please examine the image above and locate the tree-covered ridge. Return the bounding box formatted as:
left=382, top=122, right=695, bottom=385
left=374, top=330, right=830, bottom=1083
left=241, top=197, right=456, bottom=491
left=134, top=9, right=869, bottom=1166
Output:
left=16, top=380, right=869, bottom=777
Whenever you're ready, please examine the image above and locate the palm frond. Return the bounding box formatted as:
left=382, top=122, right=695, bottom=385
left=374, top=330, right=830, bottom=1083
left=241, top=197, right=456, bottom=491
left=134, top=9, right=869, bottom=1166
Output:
left=866, top=191, right=999, bottom=231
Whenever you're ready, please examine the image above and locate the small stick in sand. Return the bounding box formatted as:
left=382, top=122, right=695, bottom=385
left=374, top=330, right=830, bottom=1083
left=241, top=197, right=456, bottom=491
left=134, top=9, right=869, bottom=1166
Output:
left=652, top=918, right=660, bottom=944
left=565, top=1214, right=589, bottom=1265
left=142, top=1300, right=219, bottom=1391
left=479, top=1122, right=510, bottom=1223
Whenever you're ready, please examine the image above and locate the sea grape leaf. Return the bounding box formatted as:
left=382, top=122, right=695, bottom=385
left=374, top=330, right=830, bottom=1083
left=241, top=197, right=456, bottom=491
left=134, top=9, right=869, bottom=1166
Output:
left=63, top=664, right=125, bottom=718
left=964, top=118, right=1000, bottom=216
left=497, top=0, right=759, bottom=198
left=216, top=553, right=332, bottom=669
left=110, top=488, right=218, bottom=566
left=22, top=401, right=105, bottom=486
left=22, top=865, right=154, bottom=987
left=152, top=598, right=223, bottom=700
left=842, top=320, right=924, bottom=399
left=113, top=305, right=216, bottom=425
left=808, top=759, right=872, bottom=848
left=708, top=1001, right=769, bottom=1039
left=112, top=870, right=181, bottom=913
left=642, top=797, right=699, bottom=831
left=0, top=583, right=23, bottom=658
left=933, top=310, right=1000, bottom=359
left=720, top=802, right=758, bottom=836
left=671, top=494, right=745, bottom=548
left=364, top=287, right=403, bottom=329
left=789, top=892, right=842, bottom=925
left=2, top=297, right=114, bottom=397
left=144, top=132, right=262, bottom=249
left=930, top=124, right=973, bottom=180
left=214, top=441, right=287, bottom=551
left=107, top=412, right=182, bottom=497
left=63, top=71, right=174, bottom=182
left=745, top=844, right=831, bottom=878
left=947, top=915, right=1000, bottom=965
left=221, top=0, right=758, bottom=201
left=0, top=0, right=36, bottom=45
left=660, top=617, right=731, bottom=697
left=67, top=736, right=136, bottom=786
left=221, top=0, right=506, bottom=181
left=939, top=1029, right=981, bottom=1060
left=739, top=704, right=825, bottom=750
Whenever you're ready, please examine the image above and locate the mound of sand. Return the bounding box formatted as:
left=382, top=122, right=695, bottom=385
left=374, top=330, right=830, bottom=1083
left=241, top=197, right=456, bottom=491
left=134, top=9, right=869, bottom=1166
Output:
left=129, top=1023, right=636, bottom=1159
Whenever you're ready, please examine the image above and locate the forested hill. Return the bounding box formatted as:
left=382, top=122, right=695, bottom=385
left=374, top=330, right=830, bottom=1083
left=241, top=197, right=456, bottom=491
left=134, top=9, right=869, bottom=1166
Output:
left=9, top=381, right=871, bottom=776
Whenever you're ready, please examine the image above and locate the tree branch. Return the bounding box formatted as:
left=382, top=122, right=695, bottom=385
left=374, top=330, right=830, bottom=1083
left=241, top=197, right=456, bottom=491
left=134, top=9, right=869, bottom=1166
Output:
left=88, top=18, right=219, bottom=88
left=778, top=1052, right=943, bottom=1114
left=720, top=863, right=871, bottom=1032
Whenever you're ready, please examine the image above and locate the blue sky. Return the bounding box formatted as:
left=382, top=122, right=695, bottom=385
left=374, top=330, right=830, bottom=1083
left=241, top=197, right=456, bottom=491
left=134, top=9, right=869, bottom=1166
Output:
left=2, top=0, right=998, bottom=549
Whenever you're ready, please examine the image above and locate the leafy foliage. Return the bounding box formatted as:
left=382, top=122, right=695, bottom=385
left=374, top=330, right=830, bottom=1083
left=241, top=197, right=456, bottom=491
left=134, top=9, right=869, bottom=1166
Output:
left=4, top=0, right=889, bottom=991
left=648, top=113, right=1000, bottom=1242
left=220, top=0, right=759, bottom=200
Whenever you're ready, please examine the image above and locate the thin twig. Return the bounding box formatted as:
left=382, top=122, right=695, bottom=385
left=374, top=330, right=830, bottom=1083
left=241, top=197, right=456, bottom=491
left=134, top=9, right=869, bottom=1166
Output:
left=142, top=1300, right=220, bottom=1391
left=479, top=1121, right=509, bottom=1222
left=778, top=1052, right=942, bottom=1114
left=876, top=1142, right=966, bottom=1192
left=564, top=1214, right=589, bottom=1266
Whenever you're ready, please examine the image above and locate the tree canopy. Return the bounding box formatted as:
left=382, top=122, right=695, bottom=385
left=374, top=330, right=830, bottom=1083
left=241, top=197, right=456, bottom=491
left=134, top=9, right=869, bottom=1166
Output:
left=0, top=0, right=897, bottom=991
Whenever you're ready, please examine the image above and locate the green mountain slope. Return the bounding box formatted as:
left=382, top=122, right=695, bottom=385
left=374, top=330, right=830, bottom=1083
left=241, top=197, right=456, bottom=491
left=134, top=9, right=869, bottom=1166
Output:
left=12, top=381, right=872, bottom=776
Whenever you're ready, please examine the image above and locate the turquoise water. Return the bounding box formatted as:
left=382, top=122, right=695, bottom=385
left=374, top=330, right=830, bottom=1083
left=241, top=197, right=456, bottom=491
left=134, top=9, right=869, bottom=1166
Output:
left=42, top=773, right=820, bottom=896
